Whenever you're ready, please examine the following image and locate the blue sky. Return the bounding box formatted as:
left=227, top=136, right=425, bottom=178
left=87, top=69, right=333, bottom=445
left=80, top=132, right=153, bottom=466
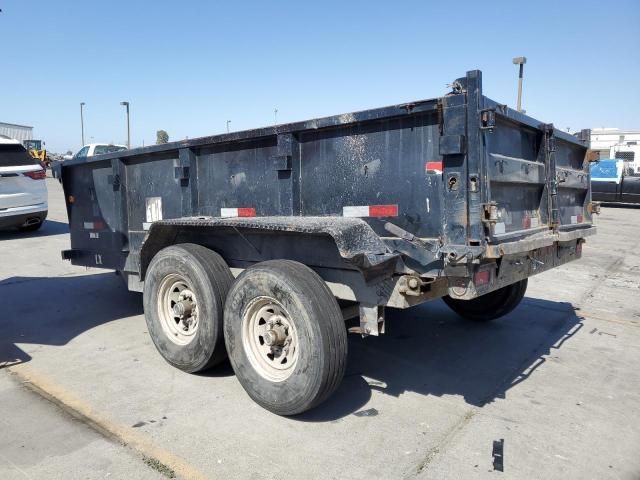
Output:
left=1, top=0, right=638, bottom=153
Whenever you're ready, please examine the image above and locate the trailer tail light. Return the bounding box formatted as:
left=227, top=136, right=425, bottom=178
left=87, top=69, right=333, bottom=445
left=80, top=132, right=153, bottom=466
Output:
left=221, top=207, right=256, bottom=218
left=474, top=269, right=491, bottom=287
left=83, top=220, right=106, bottom=230
left=425, top=161, right=443, bottom=174
left=23, top=169, right=46, bottom=180
left=342, top=205, right=398, bottom=218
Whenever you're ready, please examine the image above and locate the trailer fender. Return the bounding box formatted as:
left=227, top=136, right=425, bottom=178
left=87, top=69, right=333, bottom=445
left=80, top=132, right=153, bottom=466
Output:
left=139, top=216, right=402, bottom=284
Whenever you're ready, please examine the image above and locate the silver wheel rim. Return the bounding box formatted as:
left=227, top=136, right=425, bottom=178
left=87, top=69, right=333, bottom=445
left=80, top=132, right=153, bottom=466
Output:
left=157, top=274, right=199, bottom=345
left=241, top=296, right=299, bottom=382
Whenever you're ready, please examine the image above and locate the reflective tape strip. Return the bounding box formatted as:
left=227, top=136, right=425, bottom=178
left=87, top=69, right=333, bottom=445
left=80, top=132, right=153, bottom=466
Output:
left=369, top=205, right=398, bottom=217
left=342, top=205, right=398, bottom=218
left=425, top=161, right=443, bottom=173
left=83, top=221, right=105, bottom=230
left=342, top=206, right=370, bottom=217
left=221, top=207, right=256, bottom=218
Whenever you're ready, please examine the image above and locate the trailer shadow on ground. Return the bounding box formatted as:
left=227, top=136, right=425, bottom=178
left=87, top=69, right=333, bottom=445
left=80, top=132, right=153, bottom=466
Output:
left=0, top=219, right=69, bottom=239
left=0, top=272, right=141, bottom=368
left=298, top=297, right=583, bottom=422
left=0, top=271, right=582, bottom=422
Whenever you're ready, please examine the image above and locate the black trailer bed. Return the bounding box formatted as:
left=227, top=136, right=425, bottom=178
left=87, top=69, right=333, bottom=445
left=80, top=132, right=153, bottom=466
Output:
left=58, top=69, right=598, bottom=415
left=61, top=69, right=596, bottom=305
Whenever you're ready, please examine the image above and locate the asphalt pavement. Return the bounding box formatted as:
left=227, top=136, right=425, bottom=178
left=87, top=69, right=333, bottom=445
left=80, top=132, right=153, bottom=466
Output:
left=0, top=177, right=638, bottom=479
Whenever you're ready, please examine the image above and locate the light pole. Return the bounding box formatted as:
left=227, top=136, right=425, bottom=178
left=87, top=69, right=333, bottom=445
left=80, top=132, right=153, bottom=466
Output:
left=80, top=102, right=85, bottom=146
left=274, top=108, right=278, bottom=126
left=512, top=56, right=527, bottom=112
left=226, top=120, right=231, bottom=133
left=120, top=101, right=130, bottom=148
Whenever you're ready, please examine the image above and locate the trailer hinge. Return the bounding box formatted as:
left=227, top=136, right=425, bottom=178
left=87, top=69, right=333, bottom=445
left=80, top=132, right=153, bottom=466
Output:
left=107, top=174, right=121, bottom=191
left=174, top=166, right=190, bottom=186
left=271, top=155, right=291, bottom=171
left=480, top=108, right=496, bottom=131
left=439, top=135, right=465, bottom=155
left=544, top=124, right=560, bottom=232
left=481, top=202, right=498, bottom=225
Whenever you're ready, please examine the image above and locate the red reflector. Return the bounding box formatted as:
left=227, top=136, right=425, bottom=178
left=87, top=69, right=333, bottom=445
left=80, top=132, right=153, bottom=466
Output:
left=237, top=207, right=256, bottom=217
left=369, top=205, right=398, bottom=217
left=93, top=220, right=106, bottom=230
left=522, top=216, right=531, bottom=229
left=577, top=214, right=583, bottom=223
left=474, top=270, right=491, bottom=286
left=425, top=161, right=443, bottom=173
left=23, top=169, right=46, bottom=180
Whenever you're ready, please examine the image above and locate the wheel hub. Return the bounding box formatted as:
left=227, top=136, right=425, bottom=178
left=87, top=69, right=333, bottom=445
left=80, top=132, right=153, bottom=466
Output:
left=172, top=298, right=194, bottom=318
left=242, top=297, right=299, bottom=382
left=263, top=320, right=287, bottom=346
left=157, top=275, right=199, bottom=345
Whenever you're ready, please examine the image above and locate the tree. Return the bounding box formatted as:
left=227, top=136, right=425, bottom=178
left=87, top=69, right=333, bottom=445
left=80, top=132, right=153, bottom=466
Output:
left=156, top=130, right=169, bottom=144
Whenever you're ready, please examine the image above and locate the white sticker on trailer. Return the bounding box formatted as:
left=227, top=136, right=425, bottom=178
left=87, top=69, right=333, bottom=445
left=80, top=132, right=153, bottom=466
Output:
left=83, top=222, right=94, bottom=229
left=221, top=208, right=239, bottom=217
left=89, top=232, right=99, bottom=239
left=146, top=197, right=163, bottom=223
left=530, top=217, right=539, bottom=228
left=342, top=206, right=370, bottom=217
left=494, top=222, right=506, bottom=234
left=570, top=215, right=578, bottom=224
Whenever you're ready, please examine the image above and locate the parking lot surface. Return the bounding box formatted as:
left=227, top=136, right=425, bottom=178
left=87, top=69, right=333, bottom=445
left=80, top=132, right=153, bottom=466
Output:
left=1, top=178, right=639, bottom=479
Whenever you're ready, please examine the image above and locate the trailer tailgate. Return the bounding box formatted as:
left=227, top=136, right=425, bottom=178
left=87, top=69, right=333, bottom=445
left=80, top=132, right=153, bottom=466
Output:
left=481, top=101, right=593, bottom=246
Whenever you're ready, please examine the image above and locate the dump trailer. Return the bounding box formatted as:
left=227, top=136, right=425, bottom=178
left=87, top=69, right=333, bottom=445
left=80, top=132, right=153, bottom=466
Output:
left=60, top=70, right=596, bottom=415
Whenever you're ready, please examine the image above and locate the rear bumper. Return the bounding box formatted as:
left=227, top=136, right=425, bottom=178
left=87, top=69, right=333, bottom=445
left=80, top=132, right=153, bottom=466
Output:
left=449, top=231, right=592, bottom=300
left=483, top=225, right=596, bottom=257
left=0, top=203, right=48, bottom=229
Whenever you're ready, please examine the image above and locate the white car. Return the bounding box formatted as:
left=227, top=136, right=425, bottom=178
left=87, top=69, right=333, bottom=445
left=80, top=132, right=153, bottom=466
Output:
left=72, top=143, right=128, bottom=160
left=0, top=136, right=48, bottom=231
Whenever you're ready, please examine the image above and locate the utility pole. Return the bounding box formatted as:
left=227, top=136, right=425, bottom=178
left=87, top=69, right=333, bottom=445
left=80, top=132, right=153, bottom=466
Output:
left=120, top=101, right=130, bottom=148
left=512, top=57, right=527, bottom=112
left=274, top=108, right=278, bottom=126
left=226, top=120, right=231, bottom=133
left=80, top=102, right=85, bottom=146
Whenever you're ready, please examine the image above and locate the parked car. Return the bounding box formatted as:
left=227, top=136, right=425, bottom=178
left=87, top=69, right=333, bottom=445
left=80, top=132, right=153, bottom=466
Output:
left=0, top=136, right=48, bottom=231
left=53, top=144, right=129, bottom=180
left=590, top=159, right=640, bottom=205
left=72, top=143, right=128, bottom=161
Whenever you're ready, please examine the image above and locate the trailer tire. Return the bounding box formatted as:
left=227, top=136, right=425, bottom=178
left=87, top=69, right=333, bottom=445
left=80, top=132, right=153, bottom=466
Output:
left=443, top=279, right=528, bottom=322
left=224, top=260, right=347, bottom=416
left=143, top=243, right=233, bottom=373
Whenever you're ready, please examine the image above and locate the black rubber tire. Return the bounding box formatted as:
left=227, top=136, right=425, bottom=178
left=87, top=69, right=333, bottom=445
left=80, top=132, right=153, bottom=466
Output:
left=443, top=279, right=528, bottom=322
left=143, top=243, right=234, bottom=373
left=224, top=260, right=348, bottom=416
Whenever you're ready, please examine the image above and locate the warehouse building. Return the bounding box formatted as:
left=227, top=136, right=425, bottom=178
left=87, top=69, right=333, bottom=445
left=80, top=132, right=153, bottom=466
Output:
left=590, top=128, right=640, bottom=174
left=0, top=122, right=34, bottom=143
